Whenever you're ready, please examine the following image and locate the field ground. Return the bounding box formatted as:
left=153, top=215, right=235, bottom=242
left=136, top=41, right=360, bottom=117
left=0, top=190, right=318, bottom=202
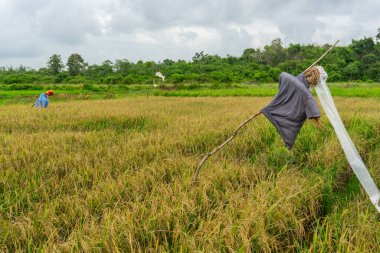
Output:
left=0, top=96, right=379, bottom=252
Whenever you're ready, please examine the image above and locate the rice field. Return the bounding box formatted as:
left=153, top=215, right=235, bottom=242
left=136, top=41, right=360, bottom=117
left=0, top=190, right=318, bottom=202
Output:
left=0, top=96, right=379, bottom=252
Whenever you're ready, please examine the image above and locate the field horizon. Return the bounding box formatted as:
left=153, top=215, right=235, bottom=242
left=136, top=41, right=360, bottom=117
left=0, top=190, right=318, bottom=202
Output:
left=1, top=81, right=380, bottom=107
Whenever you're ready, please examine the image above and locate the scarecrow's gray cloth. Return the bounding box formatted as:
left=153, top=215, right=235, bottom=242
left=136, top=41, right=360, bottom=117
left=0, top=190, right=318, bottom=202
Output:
left=261, top=72, right=320, bottom=149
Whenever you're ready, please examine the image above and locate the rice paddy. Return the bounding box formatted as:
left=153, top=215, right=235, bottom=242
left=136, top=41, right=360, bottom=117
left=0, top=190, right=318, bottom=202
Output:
left=0, top=96, right=379, bottom=252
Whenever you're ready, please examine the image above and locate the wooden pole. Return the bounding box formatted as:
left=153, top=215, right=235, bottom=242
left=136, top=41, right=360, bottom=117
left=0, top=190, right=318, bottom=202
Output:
left=192, top=40, right=340, bottom=184
left=147, top=79, right=154, bottom=98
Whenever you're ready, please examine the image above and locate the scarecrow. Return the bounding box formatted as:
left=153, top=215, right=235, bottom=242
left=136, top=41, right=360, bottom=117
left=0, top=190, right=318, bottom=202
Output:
left=260, top=66, right=322, bottom=149
left=193, top=42, right=380, bottom=212
left=147, top=72, right=165, bottom=98
left=34, top=90, right=54, bottom=108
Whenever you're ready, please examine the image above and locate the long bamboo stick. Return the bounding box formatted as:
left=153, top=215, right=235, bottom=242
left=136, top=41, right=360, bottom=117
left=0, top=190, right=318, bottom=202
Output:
left=193, top=40, right=339, bottom=184
left=193, top=112, right=262, bottom=183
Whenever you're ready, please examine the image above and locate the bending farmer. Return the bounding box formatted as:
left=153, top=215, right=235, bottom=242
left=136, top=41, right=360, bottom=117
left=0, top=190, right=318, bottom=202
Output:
left=35, top=90, right=54, bottom=108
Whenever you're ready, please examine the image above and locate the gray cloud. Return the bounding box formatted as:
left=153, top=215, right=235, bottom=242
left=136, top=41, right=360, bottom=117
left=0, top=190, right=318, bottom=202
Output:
left=0, top=0, right=378, bottom=68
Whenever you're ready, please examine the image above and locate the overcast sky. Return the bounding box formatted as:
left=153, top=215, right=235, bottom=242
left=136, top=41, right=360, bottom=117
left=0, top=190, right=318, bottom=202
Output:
left=0, top=0, right=379, bottom=68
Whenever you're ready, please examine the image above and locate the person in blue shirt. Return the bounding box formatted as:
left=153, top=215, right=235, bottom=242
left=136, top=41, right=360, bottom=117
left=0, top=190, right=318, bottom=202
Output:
left=35, top=90, right=54, bottom=108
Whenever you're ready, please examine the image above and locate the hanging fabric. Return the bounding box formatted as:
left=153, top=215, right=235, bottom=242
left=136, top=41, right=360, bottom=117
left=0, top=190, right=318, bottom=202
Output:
left=315, top=66, right=380, bottom=212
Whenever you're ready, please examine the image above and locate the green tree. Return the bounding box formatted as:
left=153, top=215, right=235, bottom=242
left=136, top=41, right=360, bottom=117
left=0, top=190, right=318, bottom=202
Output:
left=114, top=59, right=132, bottom=75
left=47, top=54, right=64, bottom=75
left=192, top=51, right=207, bottom=62
left=67, top=53, right=87, bottom=76
left=162, top=59, right=175, bottom=66
left=342, top=61, right=361, bottom=80
left=350, top=38, right=375, bottom=58
left=240, top=48, right=256, bottom=61
left=287, top=44, right=304, bottom=60
left=253, top=38, right=288, bottom=66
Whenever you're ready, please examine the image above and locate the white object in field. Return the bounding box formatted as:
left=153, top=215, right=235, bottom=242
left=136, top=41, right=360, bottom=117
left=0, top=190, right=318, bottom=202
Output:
left=155, top=72, right=165, bottom=81
left=315, top=66, right=380, bottom=213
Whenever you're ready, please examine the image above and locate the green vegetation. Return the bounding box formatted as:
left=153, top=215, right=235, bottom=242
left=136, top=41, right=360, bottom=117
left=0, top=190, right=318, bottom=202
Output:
left=1, top=33, right=380, bottom=85
left=1, top=82, right=380, bottom=106
left=0, top=97, right=379, bottom=251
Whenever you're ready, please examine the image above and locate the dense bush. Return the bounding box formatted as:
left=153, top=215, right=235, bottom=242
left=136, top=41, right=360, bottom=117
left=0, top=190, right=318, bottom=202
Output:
left=1, top=36, right=379, bottom=85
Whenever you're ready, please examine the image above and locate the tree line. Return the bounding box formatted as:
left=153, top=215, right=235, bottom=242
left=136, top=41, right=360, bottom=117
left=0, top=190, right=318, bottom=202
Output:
left=1, top=31, right=379, bottom=85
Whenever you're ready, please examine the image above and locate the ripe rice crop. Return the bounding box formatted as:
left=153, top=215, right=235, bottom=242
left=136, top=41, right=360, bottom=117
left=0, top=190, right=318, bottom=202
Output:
left=0, top=97, right=379, bottom=252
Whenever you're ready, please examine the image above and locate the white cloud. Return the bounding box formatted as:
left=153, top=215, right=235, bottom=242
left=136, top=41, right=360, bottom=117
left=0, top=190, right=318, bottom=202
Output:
left=95, top=10, right=113, bottom=35
left=133, top=33, right=157, bottom=44
left=228, top=20, right=284, bottom=48
left=313, top=15, right=353, bottom=42
left=166, top=26, right=222, bottom=51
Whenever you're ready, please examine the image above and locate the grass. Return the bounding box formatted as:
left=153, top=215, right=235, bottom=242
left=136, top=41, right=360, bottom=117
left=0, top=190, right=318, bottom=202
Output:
left=0, top=96, right=379, bottom=252
left=0, top=84, right=148, bottom=106
left=1, top=82, right=380, bottom=106
left=154, top=83, right=380, bottom=97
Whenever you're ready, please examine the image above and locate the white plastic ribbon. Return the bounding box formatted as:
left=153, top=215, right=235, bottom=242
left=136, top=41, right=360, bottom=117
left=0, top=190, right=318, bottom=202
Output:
left=315, top=66, right=380, bottom=212
left=155, top=72, right=165, bottom=81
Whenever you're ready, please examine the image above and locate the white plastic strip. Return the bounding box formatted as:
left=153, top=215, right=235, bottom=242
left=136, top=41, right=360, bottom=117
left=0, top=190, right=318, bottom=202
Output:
left=314, top=66, right=380, bottom=212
